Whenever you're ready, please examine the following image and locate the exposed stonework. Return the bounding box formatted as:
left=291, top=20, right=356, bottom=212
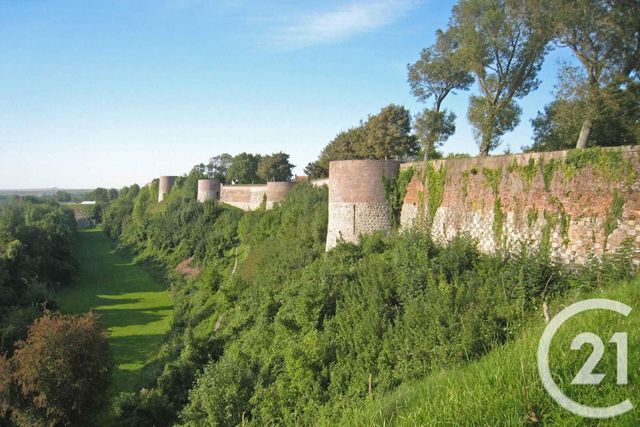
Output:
left=400, top=146, right=640, bottom=264
left=326, top=160, right=400, bottom=250
left=197, top=179, right=221, bottom=203
left=158, top=176, right=177, bottom=202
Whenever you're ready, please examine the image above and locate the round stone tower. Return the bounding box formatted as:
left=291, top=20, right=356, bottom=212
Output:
left=197, top=179, right=221, bottom=203
left=325, top=160, right=400, bottom=251
left=158, top=176, right=177, bottom=202
left=265, top=181, right=295, bottom=209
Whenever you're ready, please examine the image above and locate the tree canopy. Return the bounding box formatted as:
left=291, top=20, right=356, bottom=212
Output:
left=452, top=0, right=552, bottom=155
left=305, top=104, right=418, bottom=178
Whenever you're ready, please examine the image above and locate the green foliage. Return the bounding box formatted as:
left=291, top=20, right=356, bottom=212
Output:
left=256, top=151, right=295, bottom=182
left=540, top=157, right=556, bottom=191
left=0, top=199, right=77, bottom=355
left=363, top=104, right=419, bottom=160
left=508, top=157, right=537, bottom=191
left=305, top=126, right=367, bottom=178
left=423, top=164, right=446, bottom=228
left=604, top=190, right=625, bottom=245
left=461, top=171, right=470, bottom=198
left=564, top=146, right=636, bottom=185
left=408, top=28, right=472, bottom=157
left=492, top=196, right=504, bottom=244
left=551, top=0, right=639, bottom=148
left=414, top=108, right=457, bottom=160
left=526, top=208, right=539, bottom=228
left=207, top=153, right=234, bottom=183
left=382, top=167, right=415, bottom=228
left=227, top=153, right=263, bottom=184
left=56, top=228, right=174, bottom=398
left=330, top=275, right=639, bottom=426
left=481, top=167, right=502, bottom=194
left=452, top=0, right=551, bottom=154
left=305, top=104, right=420, bottom=178
left=4, top=311, right=114, bottom=426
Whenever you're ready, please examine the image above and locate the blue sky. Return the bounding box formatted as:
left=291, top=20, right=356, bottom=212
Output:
left=0, top=0, right=574, bottom=189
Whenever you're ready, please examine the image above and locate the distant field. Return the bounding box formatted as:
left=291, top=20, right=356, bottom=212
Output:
left=0, top=188, right=92, bottom=196
left=57, top=228, right=173, bottom=395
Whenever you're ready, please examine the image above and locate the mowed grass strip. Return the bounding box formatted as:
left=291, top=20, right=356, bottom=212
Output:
left=57, top=228, right=173, bottom=395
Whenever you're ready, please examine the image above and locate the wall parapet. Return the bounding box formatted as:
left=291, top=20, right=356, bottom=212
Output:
left=219, top=181, right=297, bottom=211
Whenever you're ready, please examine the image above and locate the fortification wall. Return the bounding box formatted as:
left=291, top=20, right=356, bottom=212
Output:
left=266, top=182, right=295, bottom=209
left=400, top=146, right=640, bottom=264
left=219, top=184, right=267, bottom=210
left=197, top=179, right=221, bottom=203
left=326, top=160, right=400, bottom=250
left=158, top=176, right=177, bottom=202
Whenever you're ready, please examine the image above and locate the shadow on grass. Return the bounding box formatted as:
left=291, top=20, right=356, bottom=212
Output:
left=95, top=306, right=173, bottom=330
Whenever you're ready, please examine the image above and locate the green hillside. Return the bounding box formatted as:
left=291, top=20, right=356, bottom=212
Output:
left=333, top=278, right=640, bottom=426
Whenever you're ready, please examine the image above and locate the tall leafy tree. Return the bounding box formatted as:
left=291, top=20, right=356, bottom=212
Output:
left=452, top=0, right=551, bottom=155
left=552, top=0, right=640, bottom=148
left=362, top=104, right=419, bottom=160
left=304, top=125, right=366, bottom=178
left=227, top=153, right=262, bottom=184
left=525, top=64, right=640, bottom=151
left=7, top=312, right=114, bottom=426
left=408, top=29, right=473, bottom=160
left=207, top=153, right=233, bottom=182
left=257, top=152, right=295, bottom=182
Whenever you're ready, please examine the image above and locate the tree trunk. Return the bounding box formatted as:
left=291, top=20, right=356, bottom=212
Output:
left=479, top=134, right=491, bottom=156
left=576, top=118, right=592, bottom=149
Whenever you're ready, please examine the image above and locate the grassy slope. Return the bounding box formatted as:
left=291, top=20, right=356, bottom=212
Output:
left=57, top=228, right=173, bottom=395
left=332, top=278, right=640, bottom=426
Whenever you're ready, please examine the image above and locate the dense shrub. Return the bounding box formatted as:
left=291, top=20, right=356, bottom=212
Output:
left=100, top=179, right=635, bottom=426
left=3, top=311, right=114, bottom=426
left=0, top=199, right=77, bottom=354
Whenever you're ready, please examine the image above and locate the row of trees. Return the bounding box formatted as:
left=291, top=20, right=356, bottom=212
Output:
left=409, top=0, right=639, bottom=158
left=0, top=198, right=114, bottom=426
left=196, top=151, right=295, bottom=184
left=304, top=0, right=637, bottom=173
left=0, top=199, right=77, bottom=354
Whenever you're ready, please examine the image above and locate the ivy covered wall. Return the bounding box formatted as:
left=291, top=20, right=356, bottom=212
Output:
left=400, top=146, right=640, bottom=264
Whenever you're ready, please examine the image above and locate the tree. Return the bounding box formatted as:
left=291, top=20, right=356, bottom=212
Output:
left=227, top=153, right=262, bottom=184
left=257, top=152, right=295, bottom=182
left=9, top=311, right=114, bottom=426
left=408, top=29, right=473, bottom=159
left=305, top=104, right=419, bottom=178
left=0, top=355, right=11, bottom=421
left=452, top=0, right=551, bottom=155
left=526, top=65, right=640, bottom=152
left=87, top=187, right=111, bottom=203
left=552, top=0, right=640, bottom=148
left=304, top=125, right=367, bottom=178
left=362, top=104, right=419, bottom=160
left=207, top=154, right=233, bottom=183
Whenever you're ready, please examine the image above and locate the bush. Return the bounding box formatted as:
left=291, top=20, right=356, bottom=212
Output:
left=7, top=311, right=115, bottom=426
